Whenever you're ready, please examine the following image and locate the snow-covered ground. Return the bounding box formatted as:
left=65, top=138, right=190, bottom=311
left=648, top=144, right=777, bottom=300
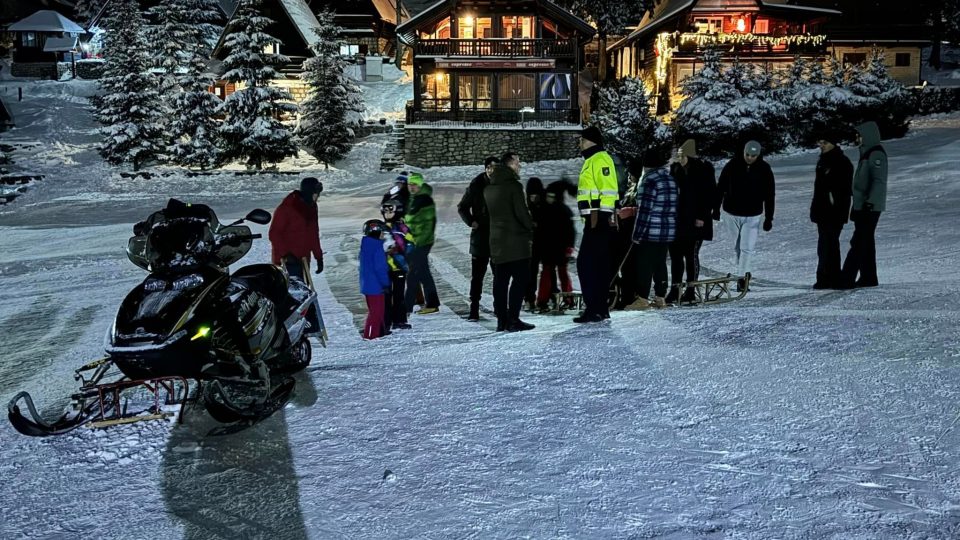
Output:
left=2, top=79, right=960, bottom=538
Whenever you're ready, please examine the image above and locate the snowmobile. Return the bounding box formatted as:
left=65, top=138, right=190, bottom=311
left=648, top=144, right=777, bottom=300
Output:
left=8, top=199, right=320, bottom=436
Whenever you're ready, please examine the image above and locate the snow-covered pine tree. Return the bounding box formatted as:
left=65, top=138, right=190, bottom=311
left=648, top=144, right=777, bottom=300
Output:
left=95, top=0, right=164, bottom=170
left=218, top=0, right=298, bottom=169
left=592, top=77, right=668, bottom=163
left=297, top=9, right=364, bottom=168
left=151, top=0, right=225, bottom=169
left=74, top=0, right=106, bottom=26
left=846, top=48, right=911, bottom=137
left=674, top=50, right=785, bottom=156
left=556, top=0, right=658, bottom=78
left=787, top=57, right=855, bottom=146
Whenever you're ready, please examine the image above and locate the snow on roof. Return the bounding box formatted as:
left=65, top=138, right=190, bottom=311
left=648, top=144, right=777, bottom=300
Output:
left=8, top=10, right=85, bottom=33
left=279, top=0, right=322, bottom=51
left=372, top=0, right=409, bottom=25
left=42, top=36, right=78, bottom=52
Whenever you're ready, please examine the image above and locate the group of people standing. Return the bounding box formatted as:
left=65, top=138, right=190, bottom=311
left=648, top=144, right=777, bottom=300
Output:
left=268, top=119, right=890, bottom=339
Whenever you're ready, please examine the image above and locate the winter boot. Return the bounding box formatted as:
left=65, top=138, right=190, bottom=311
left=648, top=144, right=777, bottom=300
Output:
left=664, top=286, right=680, bottom=304
left=680, top=287, right=696, bottom=303
left=467, top=303, right=480, bottom=321
left=652, top=296, right=667, bottom=309
left=624, top=298, right=650, bottom=311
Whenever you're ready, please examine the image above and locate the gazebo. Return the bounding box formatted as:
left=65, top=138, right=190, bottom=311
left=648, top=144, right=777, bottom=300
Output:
left=8, top=10, right=86, bottom=77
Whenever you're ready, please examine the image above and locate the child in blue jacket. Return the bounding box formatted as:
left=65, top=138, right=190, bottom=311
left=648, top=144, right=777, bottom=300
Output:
left=381, top=199, right=415, bottom=330
left=359, top=219, right=391, bottom=339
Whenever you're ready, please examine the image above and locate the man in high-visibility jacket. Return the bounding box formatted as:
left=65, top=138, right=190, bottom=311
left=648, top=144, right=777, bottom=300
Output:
left=575, top=126, right=618, bottom=323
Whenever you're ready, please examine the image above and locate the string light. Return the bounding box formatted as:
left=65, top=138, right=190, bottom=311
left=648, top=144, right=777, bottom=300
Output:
left=676, top=31, right=827, bottom=48
left=655, top=32, right=673, bottom=83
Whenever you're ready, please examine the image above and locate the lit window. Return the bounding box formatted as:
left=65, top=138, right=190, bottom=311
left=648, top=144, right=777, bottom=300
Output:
left=754, top=19, right=769, bottom=34
left=423, top=18, right=451, bottom=39
left=694, top=18, right=723, bottom=34
left=421, top=73, right=451, bottom=111
left=339, top=44, right=360, bottom=56
left=458, top=75, right=492, bottom=110
left=262, top=42, right=279, bottom=55
left=502, top=16, right=535, bottom=38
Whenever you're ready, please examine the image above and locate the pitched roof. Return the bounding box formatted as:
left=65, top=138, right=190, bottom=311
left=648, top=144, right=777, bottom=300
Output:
left=8, top=9, right=85, bottom=33
left=212, top=0, right=321, bottom=58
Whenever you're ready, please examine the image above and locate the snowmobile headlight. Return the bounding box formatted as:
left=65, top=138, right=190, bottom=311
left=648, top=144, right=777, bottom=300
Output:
left=144, top=278, right=167, bottom=292
left=191, top=326, right=211, bottom=341
left=172, top=274, right=204, bottom=291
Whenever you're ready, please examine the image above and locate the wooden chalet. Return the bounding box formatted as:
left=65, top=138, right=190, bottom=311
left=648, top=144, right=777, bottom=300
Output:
left=396, top=0, right=595, bottom=124
left=7, top=9, right=85, bottom=64
left=311, top=0, right=407, bottom=57
left=210, top=0, right=321, bottom=102
left=608, top=0, right=840, bottom=113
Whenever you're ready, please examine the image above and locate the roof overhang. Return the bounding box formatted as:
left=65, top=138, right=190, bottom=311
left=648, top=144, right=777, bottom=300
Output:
left=43, top=36, right=78, bottom=52
left=608, top=0, right=693, bottom=52
left=8, top=10, right=85, bottom=33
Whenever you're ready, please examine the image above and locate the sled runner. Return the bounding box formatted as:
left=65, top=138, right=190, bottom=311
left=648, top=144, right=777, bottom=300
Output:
left=677, top=273, right=750, bottom=306
left=8, top=357, right=194, bottom=437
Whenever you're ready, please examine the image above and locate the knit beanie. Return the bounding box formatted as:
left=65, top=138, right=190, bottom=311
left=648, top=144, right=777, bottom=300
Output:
left=407, top=172, right=425, bottom=187
left=580, top=125, right=604, bottom=146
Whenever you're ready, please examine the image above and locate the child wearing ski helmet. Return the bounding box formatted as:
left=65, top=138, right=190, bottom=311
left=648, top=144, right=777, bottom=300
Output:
left=381, top=199, right=415, bottom=330
left=359, top=219, right=391, bottom=339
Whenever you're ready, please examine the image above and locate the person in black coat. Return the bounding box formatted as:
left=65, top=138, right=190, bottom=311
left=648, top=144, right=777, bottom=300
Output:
left=667, top=139, right=717, bottom=303
left=525, top=177, right=546, bottom=310
left=457, top=156, right=498, bottom=321
left=714, top=140, right=776, bottom=290
left=810, top=130, right=854, bottom=289
left=535, top=180, right=577, bottom=310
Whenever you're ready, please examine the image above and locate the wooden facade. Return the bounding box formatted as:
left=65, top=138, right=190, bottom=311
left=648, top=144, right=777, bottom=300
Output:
left=609, top=0, right=838, bottom=113
left=397, top=0, right=595, bottom=124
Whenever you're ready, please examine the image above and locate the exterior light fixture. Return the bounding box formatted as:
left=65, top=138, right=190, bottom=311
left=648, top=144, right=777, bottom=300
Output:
left=736, top=18, right=746, bottom=32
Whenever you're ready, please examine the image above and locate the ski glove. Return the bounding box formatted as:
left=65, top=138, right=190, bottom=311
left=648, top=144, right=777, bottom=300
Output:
left=315, top=256, right=324, bottom=274
left=763, top=218, right=773, bottom=232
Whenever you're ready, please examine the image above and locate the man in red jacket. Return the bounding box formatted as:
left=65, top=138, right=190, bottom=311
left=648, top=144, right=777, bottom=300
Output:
left=270, top=177, right=324, bottom=279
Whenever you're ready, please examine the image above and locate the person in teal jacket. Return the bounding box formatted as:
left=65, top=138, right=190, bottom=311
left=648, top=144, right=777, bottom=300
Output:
left=840, top=121, right=888, bottom=288
left=404, top=172, right=441, bottom=314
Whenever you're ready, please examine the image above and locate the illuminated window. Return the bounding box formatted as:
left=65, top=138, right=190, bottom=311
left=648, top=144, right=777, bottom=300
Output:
left=339, top=44, right=360, bottom=56
left=502, top=16, right=535, bottom=38
left=456, top=16, right=492, bottom=38
left=262, top=42, right=279, bottom=55
left=694, top=17, right=723, bottom=34
left=421, top=73, right=451, bottom=111
left=458, top=75, right=492, bottom=110
left=754, top=19, right=769, bottom=34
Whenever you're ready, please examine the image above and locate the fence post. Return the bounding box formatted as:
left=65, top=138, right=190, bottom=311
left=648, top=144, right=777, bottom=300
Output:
left=18, top=87, right=22, bottom=101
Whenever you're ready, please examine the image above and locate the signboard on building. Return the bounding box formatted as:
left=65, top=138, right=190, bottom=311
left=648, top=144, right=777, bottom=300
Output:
left=434, top=59, right=556, bottom=69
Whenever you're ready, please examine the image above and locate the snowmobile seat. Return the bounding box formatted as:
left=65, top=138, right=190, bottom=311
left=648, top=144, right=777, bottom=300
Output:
left=231, top=264, right=293, bottom=314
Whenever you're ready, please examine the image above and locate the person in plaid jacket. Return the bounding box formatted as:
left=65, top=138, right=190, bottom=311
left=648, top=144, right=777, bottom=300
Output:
left=625, top=146, right=678, bottom=310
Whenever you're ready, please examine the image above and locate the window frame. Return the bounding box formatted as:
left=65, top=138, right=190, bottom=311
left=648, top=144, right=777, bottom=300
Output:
left=895, top=52, right=911, bottom=67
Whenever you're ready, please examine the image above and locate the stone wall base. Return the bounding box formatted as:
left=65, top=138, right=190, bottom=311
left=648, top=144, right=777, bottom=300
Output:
left=404, top=126, right=581, bottom=167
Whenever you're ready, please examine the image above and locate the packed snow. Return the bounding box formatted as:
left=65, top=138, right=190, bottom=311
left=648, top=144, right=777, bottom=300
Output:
left=2, top=76, right=960, bottom=539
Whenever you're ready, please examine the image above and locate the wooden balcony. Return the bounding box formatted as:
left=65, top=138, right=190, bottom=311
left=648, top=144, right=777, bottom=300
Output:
left=407, top=105, right=578, bottom=125
left=414, top=38, right=576, bottom=58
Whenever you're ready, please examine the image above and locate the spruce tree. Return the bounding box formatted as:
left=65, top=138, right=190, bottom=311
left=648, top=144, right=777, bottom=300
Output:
left=846, top=48, right=910, bottom=136
left=218, top=0, right=298, bottom=169
left=297, top=9, right=364, bottom=168
left=151, top=0, right=225, bottom=169
left=95, top=0, right=164, bottom=170
left=592, top=77, right=667, bottom=163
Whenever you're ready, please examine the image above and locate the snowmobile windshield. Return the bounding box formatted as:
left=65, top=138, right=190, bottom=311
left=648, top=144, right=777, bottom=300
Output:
left=146, top=217, right=216, bottom=272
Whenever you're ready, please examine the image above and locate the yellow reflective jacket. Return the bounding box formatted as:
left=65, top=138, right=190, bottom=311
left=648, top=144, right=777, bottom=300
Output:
left=577, top=146, right=618, bottom=216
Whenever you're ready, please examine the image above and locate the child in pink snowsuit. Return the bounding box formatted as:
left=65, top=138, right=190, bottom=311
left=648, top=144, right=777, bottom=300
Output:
left=359, top=220, right=391, bottom=339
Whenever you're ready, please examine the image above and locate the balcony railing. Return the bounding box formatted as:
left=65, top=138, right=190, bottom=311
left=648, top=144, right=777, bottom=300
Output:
left=407, top=106, right=578, bottom=125
left=415, top=38, right=575, bottom=58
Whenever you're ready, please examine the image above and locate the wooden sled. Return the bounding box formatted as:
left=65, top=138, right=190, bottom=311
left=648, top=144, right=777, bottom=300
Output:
left=677, top=273, right=750, bottom=306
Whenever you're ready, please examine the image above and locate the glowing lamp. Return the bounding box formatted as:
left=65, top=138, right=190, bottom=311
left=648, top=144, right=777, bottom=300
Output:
left=736, top=18, right=746, bottom=32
